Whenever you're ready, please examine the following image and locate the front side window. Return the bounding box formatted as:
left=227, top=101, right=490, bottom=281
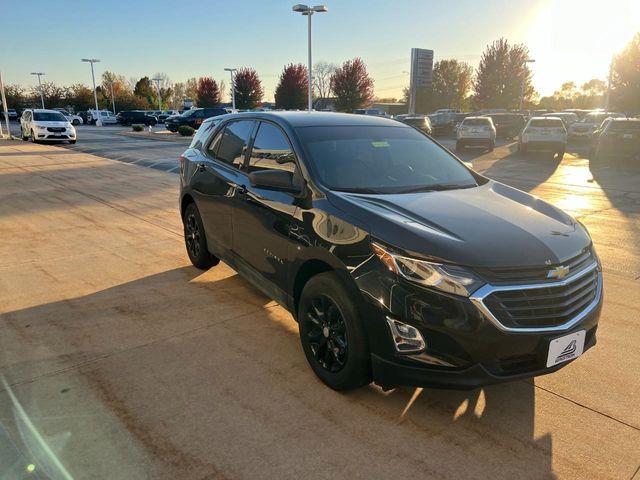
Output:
left=248, top=122, right=296, bottom=173
left=215, top=120, right=255, bottom=168
left=297, top=125, right=477, bottom=193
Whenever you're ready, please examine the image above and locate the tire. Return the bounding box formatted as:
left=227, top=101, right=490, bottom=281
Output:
left=487, top=141, right=495, bottom=152
left=30, top=130, right=37, bottom=143
left=183, top=202, right=219, bottom=270
left=69, top=140, right=77, bottom=144
left=298, top=271, right=371, bottom=391
left=455, top=141, right=463, bottom=153
left=72, top=119, right=80, bottom=126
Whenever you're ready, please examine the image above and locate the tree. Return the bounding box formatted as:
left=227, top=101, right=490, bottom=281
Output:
left=185, top=77, right=198, bottom=104
left=330, top=58, right=374, bottom=112
left=473, top=38, right=535, bottom=109
left=313, top=61, right=336, bottom=101
left=30, top=81, right=67, bottom=108
left=196, top=77, right=221, bottom=107
left=233, top=68, right=263, bottom=110
left=133, top=76, right=155, bottom=106
left=274, top=64, right=308, bottom=110
left=431, top=59, right=473, bottom=109
left=537, top=79, right=606, bottom=110
left=611, top=32, right=640, bottom=112
left=3, top=84, right=26, bottom=108
left=67, top=84, right=95, bottom=111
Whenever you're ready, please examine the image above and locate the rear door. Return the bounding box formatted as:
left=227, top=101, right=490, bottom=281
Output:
left=231, top=120, right=301, bottom=303
left=188, top=119, right=255, bottom=258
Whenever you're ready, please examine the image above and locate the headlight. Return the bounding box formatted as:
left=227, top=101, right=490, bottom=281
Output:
left=35, top=124, right=48, bottom=130
left=371, top=242, right=484, bottom=297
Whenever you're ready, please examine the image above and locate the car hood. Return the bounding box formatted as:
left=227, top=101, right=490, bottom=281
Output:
left=34, top=121, right=70, bottom=127
left=328, top=181, right=591, bottom=268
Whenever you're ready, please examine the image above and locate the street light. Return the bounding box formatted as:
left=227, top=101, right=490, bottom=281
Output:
left=292, top=4, right=328, bottom=112
left=30, top=72, right=45, bottom=109
left=106, top=80, right=116, bottom=114
left=224, top=68, right=237, bottom=111
left=81, top=58, right=101, bottom=126
left=152, top=77, right=163, bottom=112
left=519, top=58, right=535, bottom=112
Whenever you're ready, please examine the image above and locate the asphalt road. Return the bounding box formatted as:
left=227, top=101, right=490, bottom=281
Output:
left=0, top=132, right=639, bottom=479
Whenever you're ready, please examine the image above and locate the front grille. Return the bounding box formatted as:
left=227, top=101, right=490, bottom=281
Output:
left=47, top=127, right=65, bottom=132
left=483, top=267, right=599, bottom=328
left=476, top=248, right=594, bottom=284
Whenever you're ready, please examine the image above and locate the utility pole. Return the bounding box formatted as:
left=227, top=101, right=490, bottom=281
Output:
left=30, top=72, right=46, bottom=109
left=81, top=59, right=102, bottom=126
left=0, top=72, right=10, bottom=138
left=152, top=77, right=163, bottom=111
left=224, top=68, right=237, bottom=110
left=519, top=58, right=536, bottom=112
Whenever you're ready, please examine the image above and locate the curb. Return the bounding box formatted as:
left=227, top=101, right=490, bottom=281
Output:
left=118, top=131, right=191, bottom=144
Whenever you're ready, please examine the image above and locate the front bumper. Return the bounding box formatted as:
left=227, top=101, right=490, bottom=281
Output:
left=354, top=260, right=602, bottom=390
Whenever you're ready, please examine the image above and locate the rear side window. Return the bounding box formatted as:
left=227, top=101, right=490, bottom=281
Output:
left=248, top=122, right=296, bottom=173
left=216, top=120, right=255, bottom=168
left=529, top=119, right=564, bottom=127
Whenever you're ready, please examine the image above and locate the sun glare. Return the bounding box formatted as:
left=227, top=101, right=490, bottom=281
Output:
left=525, top=0, right=640, bottom=95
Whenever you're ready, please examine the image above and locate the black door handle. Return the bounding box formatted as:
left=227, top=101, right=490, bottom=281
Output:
left=198, top=163, right=206, bottom=172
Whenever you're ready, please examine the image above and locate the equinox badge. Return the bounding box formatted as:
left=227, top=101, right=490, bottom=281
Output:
left=547, top=265, right=570, bottom=280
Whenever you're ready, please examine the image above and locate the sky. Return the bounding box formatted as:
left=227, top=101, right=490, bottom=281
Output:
left=2, top=0, right=639, bottom=102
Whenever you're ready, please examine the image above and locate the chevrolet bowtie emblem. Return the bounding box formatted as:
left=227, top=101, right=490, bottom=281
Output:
left=548, top=265, right=570, bottom=280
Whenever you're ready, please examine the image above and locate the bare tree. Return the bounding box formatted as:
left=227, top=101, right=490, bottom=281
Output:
left=313, top=61, right=337, bottom=100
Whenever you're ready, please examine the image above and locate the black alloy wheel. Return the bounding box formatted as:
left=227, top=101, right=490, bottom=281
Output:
left=304, top=295, right=348, bottom=373
left=183, top=202, right=218, bottom=270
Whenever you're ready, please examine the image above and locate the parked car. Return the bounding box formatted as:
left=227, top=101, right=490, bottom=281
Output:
left=589, top=118, right=640, bottom=164
left=395, top=114, right=432, bottom=135
left=483, top=113, right=526, bottom=139
left=542, top=112, right=578, bottom=129
left=116, top=110, right=158, bottom=126
left=2, top=108, right=18, bottom=121
left=568, top=112, right=623, bottom=139
left=519, top=117, right=567, bottom=158
left=456, top=116, right=496, bottom=151
left=354, top=109, right=389, bottom=117
left=429, top=111, right=459, bottom=136
left=87, top=109, right=118, bottom=125
left=20, top=109, right=76, bottom=144
left=179, top=111, right=602, bottom=391
left=164, top=107, right=227, bottom=132
left=158, top=110, right=180, bottom=123
left=53, top=109, right=84, bottom=126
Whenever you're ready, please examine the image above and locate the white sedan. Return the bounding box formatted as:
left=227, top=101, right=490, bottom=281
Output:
left=20, top=109, right=77, bottom=144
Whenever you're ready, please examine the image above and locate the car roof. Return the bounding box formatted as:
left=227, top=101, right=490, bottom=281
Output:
left=215, top=111, right=407, bottom=128
left=530, top=116, right=562, bottom=120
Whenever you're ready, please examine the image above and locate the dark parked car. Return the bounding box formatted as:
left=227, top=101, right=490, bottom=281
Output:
left=483, top=113, right=526, bottom=139
left=116, top=110, right=158, bottom=126
left=590, top=118, right=640, bottom=164
left=395, top=114, right=432, bottom=135
left=179, top=112, right=602, bottom=391
left=165, top=108, right=227, bottom=132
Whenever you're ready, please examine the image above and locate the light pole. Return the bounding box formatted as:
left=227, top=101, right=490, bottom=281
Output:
left=30, top=72, right=46, bottom=109
left=152, top=77, right=163, bottom=111
left=605, top=60, right=613, bottom=111
left=292, top=4, right=328, bottom=112
left=82, top=58, right=101, bottom=126
left=107, top=81, right=116, bottom=114
left=519, top=58, right=535, bottom=112
left=224, top=68, right=237, bottom=111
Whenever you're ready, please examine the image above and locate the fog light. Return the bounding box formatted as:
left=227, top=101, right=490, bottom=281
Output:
left=385, top=317, right=426, bottom=353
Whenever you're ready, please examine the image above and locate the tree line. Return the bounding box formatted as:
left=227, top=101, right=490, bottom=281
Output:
left=3, top=32, right=639, bottom=113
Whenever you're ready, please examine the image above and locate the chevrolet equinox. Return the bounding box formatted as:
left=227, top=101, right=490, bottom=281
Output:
left=179, top=112, right=602, bottom=391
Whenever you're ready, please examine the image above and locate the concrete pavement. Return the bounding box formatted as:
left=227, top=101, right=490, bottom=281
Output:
left=0, top=139, right=639, bottom=479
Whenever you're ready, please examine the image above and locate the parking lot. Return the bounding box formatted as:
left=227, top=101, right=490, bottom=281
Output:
left=1, top=129, right=640, bottom=479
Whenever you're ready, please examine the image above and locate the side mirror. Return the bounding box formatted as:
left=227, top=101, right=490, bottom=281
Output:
left=249, top=169, right=302, bottom=193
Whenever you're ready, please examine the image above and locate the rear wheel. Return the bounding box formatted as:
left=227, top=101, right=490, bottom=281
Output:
left=298, top=272, right=371, bottom=391
left=183, top=202, right=218, bottom=270
left=72, top=119, right=79, bottom=126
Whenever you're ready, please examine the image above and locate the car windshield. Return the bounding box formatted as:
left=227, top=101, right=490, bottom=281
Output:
left=606, top=121, right=640, bottom=133
left=529, top=119, right=564, bottom=127
left=462, top=119, right=490, bottom=126
left=581, top=114, right=606, bottom=123
left=296, top=125, right=477, bottom=193
left=33, top=112, right=66, bottom=121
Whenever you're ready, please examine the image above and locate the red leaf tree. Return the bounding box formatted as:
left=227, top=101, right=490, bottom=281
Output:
left=330, top=58, right=374, bottom=112
left=196, top=77, right=221, bottom=107
left=274, top=63, right=308, bottom=110
left=233, top=68, right=264, bottom=110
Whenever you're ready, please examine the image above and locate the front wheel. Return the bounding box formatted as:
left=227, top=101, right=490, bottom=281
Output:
left=69, top=140, right=77, bottom=144
left=183, top=202, right=219, bottom=270
left=30, top=130, right=37, bottom=143
left=298, top=272, right=371, bottom=391
left=72, top=119, right=80, bottom=126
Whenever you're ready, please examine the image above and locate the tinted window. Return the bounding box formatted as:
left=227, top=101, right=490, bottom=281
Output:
left=529, top=119, right=564, bottom=127
left=216, top=120, right=255, bottom=167
left=297, top=125, right=476, bottom=193
left=33, top=112, right=66, bottom=121
left=248, top=122, right=296, bottom=173
left=462, top=118, right=491, bottom=126
left=605, top=121, right=640, bottom=133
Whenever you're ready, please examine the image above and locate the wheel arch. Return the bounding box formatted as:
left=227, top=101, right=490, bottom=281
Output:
left=180, top=193, right=196, bottom=220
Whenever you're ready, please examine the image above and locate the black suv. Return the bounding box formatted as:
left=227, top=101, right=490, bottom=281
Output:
left=179, top=112, right=602, bottom=391
left=483, top=113, right=526, bottom=139
left=116, top=110, right=158, bottom=126
left=165, top=108, right=227, bottom=132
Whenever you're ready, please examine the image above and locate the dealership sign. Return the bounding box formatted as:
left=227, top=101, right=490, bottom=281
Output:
left=408, top=48, right=434, bottom=114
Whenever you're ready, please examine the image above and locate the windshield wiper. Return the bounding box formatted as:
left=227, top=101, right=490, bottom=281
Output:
left=336, top=187, right=382, bottom=194
left=396, top=183, right=477, bottom=194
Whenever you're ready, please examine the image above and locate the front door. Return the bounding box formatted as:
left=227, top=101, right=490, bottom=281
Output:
left=232, top=121, right=301, bottom=303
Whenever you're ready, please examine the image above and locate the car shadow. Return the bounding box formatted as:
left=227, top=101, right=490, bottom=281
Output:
left=482, top=147, right=563, bottom=193
left=0, top=265, right=552, bottom=478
